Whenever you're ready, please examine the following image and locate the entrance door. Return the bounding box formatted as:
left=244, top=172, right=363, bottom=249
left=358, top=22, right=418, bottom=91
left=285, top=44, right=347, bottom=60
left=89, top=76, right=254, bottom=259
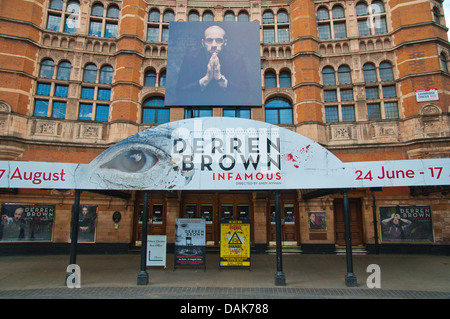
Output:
left=268, top=203, right=298, bottom=242
left=183, top=203, right=215, bottom=244
left=220, top=203, right=250, bottom=221
left=334, top=198, right=363, bottom=246
left=133, top=192, right=166, bottom=246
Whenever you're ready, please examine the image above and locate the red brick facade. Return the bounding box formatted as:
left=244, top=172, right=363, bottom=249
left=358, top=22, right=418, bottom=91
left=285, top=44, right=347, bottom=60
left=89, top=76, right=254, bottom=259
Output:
left=0, top=0, right=448, bottom=253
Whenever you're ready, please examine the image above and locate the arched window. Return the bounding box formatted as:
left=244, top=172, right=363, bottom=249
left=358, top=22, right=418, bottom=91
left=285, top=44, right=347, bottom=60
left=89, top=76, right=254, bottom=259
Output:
left=149, top=9, right=160, bottom=22
left=64, top=0, right=80, bottom=33
left=99, top=65, right=113, bottom=84
left=265, top=97, right=293, bottom=124
left=144, top=70, right=157, bottom=86
left=371, top=1, right=385, bottom=14
left=159, top=70, right=166, bottom=87
left=433, top=7, right=441, bottom=24
left=332, top=5, right=345, bottom=19
left=35, top=59, right=70, bottom=119
left=91, top=3, right=104, bottom=16
left=440, top=53, right=448, bottom=73
left=237, top=11, right=249, bottom=22
left=262, top=10, right=274, bottom=24
left=66, top=0, right=79, bottom=13
left=39, top=59, right=55, bottom=78
left=57, top=61, right=71, bottom=80
left=163, top=10, right=174, bottom=22
left=224, top=11, right=235, bottom=22
left=202, top=11, right=214, bottom=21
left=279, top=71, right=291, bottom=87
left=317, top=6, right=330, bottom=20
left=277, top=10, right=289, bottom=23
left=379, top=61, right=394, bottom=81
left=49, top=0, right=63, bottom=11
left=363, top=63, right=377, bottom=82
left=106, top=5, right=119, bottom=19
left=265, top=71, right=277, bottom=88
left=357, top=1, right=387, bottom=36
left=142, top=97, right=169, bottom=123
left=356, top=2, right=368, bottom=16
left=263, top=9, right=289, bottom=43
left=331, top=5, right=347, bottom=38
left=188, top=10, right=200, bottom=21
left=338, top=65, right=352, bottom=84
left=83, top=64, right=97, bottom=83
left=322, top=66, right=336, bottom=85
left=89, top=2, right=119, bottom=38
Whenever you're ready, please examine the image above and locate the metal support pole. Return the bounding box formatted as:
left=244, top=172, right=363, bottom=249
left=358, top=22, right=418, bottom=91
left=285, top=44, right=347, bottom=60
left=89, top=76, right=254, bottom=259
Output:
left=274, top=191, right=286, bottom=286
left=137, top=191, right=149, bottom=285
left=343, top=190, right=357, bottom=287
left=66, top=189, right=81, bottom=286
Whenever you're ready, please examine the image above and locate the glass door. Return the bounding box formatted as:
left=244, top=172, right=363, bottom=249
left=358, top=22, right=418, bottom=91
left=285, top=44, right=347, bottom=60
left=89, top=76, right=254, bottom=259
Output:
left=221, top=204, right=249, bottom=221
left=183, top=203, right=215, bottom=244
left=269, top=202, right=298, bottom=242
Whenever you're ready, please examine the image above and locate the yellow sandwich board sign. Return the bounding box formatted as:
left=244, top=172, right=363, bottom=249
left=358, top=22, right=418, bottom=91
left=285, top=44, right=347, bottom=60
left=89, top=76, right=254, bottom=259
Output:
left=220, top=219, right=250, bottom=268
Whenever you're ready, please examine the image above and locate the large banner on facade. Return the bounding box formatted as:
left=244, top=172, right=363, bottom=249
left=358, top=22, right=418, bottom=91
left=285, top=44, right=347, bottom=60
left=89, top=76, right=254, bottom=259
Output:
left=220, top=220, right=251, bottom=267
left=174, top=218, right=206, bottom=267
left=165, top=22, right=262, bottom=107
left=0, top=118, right=449, bottom=191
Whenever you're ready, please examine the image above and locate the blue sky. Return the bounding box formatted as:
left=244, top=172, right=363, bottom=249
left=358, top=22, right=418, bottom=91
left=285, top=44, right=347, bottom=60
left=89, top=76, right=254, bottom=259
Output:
left=445, top=1, right=450, bottom=37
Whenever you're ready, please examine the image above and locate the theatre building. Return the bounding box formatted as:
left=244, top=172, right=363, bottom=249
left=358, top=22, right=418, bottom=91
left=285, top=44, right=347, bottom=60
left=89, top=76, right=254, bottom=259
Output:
left=0, top=0, right=449, bottom=256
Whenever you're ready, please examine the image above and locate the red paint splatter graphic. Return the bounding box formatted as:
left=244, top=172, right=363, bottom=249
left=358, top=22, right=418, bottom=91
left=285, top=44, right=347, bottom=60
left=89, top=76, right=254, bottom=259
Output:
left=282, top=145, right=312, bottom=168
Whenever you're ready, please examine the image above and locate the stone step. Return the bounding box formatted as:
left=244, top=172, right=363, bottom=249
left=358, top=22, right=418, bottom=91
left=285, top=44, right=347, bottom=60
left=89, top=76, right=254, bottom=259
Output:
left=335, top=246, right=368, bottom=255
left=266, top=242, right=303, bottom=254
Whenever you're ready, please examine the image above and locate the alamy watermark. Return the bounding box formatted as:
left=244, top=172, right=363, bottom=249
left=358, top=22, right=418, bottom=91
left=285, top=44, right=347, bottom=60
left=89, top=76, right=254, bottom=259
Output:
left=63, top=262, right=381, bottom=289
left=366, top=264, right=381, bottom=289
left=66, top=264, right=81, bottom=288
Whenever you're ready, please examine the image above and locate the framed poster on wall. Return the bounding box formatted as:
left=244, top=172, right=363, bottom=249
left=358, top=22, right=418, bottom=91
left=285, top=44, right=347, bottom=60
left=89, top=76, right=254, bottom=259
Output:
left=75, top=205, right=98, bottom=243
left=0, top=204, right=55, bottom=241
left=379, top=206, right=434, bottom=243
left=308, top=212, right=327, bottom=231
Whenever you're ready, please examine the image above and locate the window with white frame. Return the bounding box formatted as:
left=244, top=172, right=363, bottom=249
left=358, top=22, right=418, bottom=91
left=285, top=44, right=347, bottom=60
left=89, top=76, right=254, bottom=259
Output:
left=89, top=3, right=119, bottom=38
left=262, top=9, right=290, bottom=43
left=147, top=9, right=173, bottom=42
left=363, top=61, right=399, bottom=120
left=317, top=5, right=347, bottom=40
left=34, top=59, right=72, bottom=119
left=322, top=65, right=355, bottom=123
left=46, top=0, right=80, bottom=34
left=356, top=1, right=388, bottom=36
left=78, top=63, right=112, bottom=122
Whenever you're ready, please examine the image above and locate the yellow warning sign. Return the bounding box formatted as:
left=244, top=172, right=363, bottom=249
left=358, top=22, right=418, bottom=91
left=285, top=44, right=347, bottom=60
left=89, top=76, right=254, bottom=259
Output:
left=220, top=220, right=250, bottom=267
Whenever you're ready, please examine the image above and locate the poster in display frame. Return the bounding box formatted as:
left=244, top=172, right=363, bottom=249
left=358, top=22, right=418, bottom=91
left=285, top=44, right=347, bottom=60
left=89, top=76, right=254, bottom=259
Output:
left=0, top=203, right=55, bottom=242
left=379, top=206, right=434, bottom=243
left=174, top=218, right=206, bottom=270
left=146, top=235, right=167, bottom=268
left=219, top=219, right=251, bottom=269
left=308, top=212, right=327, bottom=231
